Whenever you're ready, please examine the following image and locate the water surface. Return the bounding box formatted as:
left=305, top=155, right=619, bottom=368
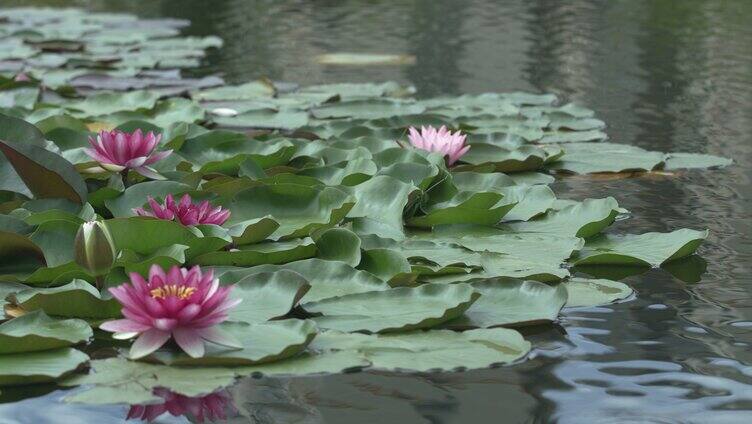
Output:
left=1, top=1, right=751, bottom=422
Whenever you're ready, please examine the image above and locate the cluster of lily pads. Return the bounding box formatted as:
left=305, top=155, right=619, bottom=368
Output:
left=0, top=6, right=731, bottom=415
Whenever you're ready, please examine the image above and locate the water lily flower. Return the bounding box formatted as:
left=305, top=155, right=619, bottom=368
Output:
left=133, top=194, right=231, bottom=226
left=84, top=129, right=171, bottom=179
left=407, top=125, right=470, bottom=166
left=100, top=264, right=241, bottom=359
left=74, top=221, right=117, bottom=277
left=127, top=388, right=236, bottom=423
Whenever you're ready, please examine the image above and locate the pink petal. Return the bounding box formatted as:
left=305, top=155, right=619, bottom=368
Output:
left=149, top=263, right=167, bottom=283
left=130, top=129, right=143, bottom=158
left=154, top=318, right=179, bottom=331
left=124, top=156, right=148, bottom=169
left=129, top=329, right=170, bottom=359
left=143, top=149, right=172, bottom=165
left=83, top=148, right=113, bottom=165
left=114, top=132, right=128, bottom=163
left=173, top=328, right=206, bottom=358
left=134, top=166, right=165, bottom=180
left=99, top=319, right=150, bottom=333
left=109, top=286, right=140, bottom=311
left=177, top=303, right=202, bottom=322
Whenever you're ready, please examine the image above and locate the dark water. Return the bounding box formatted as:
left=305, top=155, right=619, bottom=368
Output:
left=2, top=0, right=752, bottom=423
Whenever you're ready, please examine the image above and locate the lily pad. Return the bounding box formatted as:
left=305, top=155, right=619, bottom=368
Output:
left=0, top=310, right=92, bottom=354
left=0, top=114, right=87, bottom=203
left=314, top=227, right=362, bottom=267
left=305, top=283, right=480, bottom=333
left=664, top=152, right=733, bottom=170
left=547, top=142, right=664, bottom=174
left=563, top=277, right=634, bottom=308
left=0, top=348, right=89, bottom=386
left=312, top=99, right=425, bottom=120
left=9, top=279, right=121, bottom=319
left=191, top=238, right=316, bottom=266
left=227, top=270, right=311, bottom=324
left=225, top=184, right=354, bottom=240
left=219, top=258, right=389, bottom=303
left=149, top=320, right=317, bottom=366
left=510, top=197, right=625, bottom=237
left=408, top=191, right=515, bottom=228
left=62, top=357, right=237, bottom=405
left=310, top=328, right=530, bottom=372
left=444, top=279, right=568, bottom=329
left=346, top=175, right=419, bottom=239
left=573, top=229, right=708, bottom=267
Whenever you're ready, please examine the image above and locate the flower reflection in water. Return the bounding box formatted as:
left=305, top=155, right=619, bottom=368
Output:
left=127, top=388, right=237, bottom=422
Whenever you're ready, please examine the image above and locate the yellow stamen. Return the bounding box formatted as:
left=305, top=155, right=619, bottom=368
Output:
left=150, top=285, right=196, bottom=300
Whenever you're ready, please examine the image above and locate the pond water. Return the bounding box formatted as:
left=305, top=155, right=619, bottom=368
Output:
left=1, top=0, right=752, bottom=422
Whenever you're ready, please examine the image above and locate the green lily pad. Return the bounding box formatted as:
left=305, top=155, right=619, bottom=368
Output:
left=149, top=320, right=317, bottom=366
left=408, top=191, right=515, bottom=228
left=64, top=350, right=367, bottom=404
left=62, top=357, right=237, bottom=405
left=358, top=248, right=414, bottom=285
left=432, top=230, right=583, bottom=281
left=227, top=270, right=310, bottom=324
left=230, top=350, right=370, bottom=377
left=219, top=258, right=389, bottom=303
left=458, top=144, right=547, bottom=172
left=178, top=131, right=295, bottom=173
left=563, top=277, right=634, bottom=308
left=0, top=348, right=89, bottom=386
left=346, top=175, right=419, bottom=239
left=510, top=197, right=625, bottom=237
left=191, top=238, right=316, bottom=266
left=0, top=310, right=92, bottom=354
left=444, top=279, right=568, bottom=329
left=66, top=90, right=161, bottom=118
left=213, top=108, right=309, bottom=130
left=547, top=142, right=665, bottom=174
left=310, top=327, right=530, bottom=372
left=9, top=279, right=121, bottom=319
left=0, top=114, right=87, bottom=203
left=225, top=184, right=354, bottom=240
left=305, top=283, right=480, bottom=333
left=501, top=185, right=556, bottom=222
left=664, top=152, right=733, bottom=170
left=105, top=217, right=228, bottom=260
left=312, top=99, right=425, bottom=120
left=573, top=229, right=708, bottom=267
left=116, top=243, right=189, bottom=275
left=314, top=227, right=362, bottom=267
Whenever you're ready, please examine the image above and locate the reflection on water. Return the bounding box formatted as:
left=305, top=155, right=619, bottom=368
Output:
left=126, top=388, right=237, bottom=422
left=2, top=0, right=752, bottom=422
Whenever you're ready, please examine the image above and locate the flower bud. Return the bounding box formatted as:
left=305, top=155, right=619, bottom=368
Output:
left=74, top=221, right=117, bottom=276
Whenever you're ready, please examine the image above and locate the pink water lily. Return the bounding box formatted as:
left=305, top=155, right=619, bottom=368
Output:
left=127, top=388, right=236, bottom=423
left=407, top=125, right=470, bottom=166
left=84, top=129, right=171, bottom=179
left=100, top=264, right=241, bottom=359
left=133, top=194, right=231, bottom=227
